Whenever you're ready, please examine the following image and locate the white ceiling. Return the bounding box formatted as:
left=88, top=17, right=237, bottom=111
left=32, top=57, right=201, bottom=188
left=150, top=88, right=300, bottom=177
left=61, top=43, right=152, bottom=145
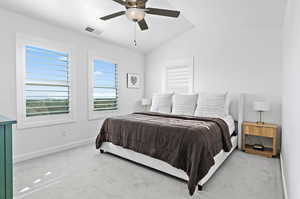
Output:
left=169, top=0, right=286, bottom=27
left=0, top=0, right=194, bottom=52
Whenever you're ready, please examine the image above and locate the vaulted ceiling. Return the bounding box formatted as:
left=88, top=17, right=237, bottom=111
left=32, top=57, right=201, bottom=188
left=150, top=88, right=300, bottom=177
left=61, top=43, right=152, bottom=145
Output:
left=0, top=0, right=286, bottom=52
left=169, top=0, right=285, bottom=27
left=0, top=0, right=194, bottom=52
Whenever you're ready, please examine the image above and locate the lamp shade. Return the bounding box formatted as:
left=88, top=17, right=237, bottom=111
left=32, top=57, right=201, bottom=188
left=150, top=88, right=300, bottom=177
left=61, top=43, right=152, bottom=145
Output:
left=141, top=98, right=151, bottom=106
left=253, top=101, right=270, bottom=112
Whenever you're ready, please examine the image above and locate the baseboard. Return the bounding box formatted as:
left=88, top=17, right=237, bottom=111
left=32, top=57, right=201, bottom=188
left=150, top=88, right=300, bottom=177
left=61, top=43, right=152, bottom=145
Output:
left=14, top=138, right=94, bottom=163
left=280, top=153, right=289, bottom=199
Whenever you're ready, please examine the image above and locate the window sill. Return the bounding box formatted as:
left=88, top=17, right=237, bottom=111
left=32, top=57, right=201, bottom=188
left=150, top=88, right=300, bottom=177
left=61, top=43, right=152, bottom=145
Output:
left=17, top=118, right=75, bottom=130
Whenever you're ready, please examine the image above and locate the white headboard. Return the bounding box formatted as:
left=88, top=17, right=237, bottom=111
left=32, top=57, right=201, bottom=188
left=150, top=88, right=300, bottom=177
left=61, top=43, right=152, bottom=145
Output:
left=227, top=93, right=244, bottom=149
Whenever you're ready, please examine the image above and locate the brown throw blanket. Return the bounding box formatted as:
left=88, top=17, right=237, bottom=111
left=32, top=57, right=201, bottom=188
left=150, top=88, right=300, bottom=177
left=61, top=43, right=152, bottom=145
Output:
left=96, top=112, right=232, bottom=195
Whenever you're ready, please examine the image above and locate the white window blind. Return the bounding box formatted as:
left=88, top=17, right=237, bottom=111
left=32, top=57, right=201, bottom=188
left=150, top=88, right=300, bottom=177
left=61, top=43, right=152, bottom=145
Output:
left=25, top=46, right=70, bottom=117
left=93, top=60, right=118, bottom=111
left=165, top=64, right=193, bottom=93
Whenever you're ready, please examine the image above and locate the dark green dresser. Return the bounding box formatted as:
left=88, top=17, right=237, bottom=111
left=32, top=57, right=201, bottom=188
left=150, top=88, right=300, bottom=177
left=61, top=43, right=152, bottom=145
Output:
left=0, top=115, right=16, bottom=199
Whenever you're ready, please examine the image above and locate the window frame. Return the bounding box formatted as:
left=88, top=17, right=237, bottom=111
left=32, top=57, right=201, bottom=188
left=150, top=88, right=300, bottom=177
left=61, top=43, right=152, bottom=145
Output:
left=163, top=58, right=194, bottom=93
left=16, top=34, right=76, bottom=129
left=87, top=53, right=119, bottom=120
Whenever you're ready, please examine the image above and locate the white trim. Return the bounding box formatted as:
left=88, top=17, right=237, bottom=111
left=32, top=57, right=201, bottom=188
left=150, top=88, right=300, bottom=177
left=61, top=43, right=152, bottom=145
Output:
left=18, top=119, right=76, bottom=130
left=87, top=52, right=119, bottom=120
left=280, top=153, right=289, bottom=199
left=16, top=33, right=76, bottom=129
left=162, top=58, right=194, bottom=93
left=14, top=138, right=94, bottom=163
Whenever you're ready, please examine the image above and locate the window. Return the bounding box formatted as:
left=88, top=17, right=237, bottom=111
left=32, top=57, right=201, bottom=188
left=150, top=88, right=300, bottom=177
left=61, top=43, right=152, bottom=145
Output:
left=93, top=60, right=118, bottom=111
left=16, top=35, right=75, bottom=128
left=88, top=54, right=118, bottom=119
left=25, top=46, right=70, bottom=117
left=164, top=59, right=194, bottom=93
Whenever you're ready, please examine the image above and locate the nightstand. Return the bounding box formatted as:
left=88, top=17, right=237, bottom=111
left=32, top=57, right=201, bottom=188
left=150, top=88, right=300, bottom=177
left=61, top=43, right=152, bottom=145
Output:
left=242, top=122, right=278, bottom=158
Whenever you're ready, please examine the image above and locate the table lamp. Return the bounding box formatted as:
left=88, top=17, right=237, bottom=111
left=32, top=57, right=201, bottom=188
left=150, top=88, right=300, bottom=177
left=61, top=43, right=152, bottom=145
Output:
left=253, top=101, right=270, bottom=124
left=141, top=98, right=151, bottom=111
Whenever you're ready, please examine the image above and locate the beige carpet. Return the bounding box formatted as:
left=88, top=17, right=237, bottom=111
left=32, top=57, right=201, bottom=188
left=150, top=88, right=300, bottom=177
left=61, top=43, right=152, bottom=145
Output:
left=14, top=144, right=283, bottom=199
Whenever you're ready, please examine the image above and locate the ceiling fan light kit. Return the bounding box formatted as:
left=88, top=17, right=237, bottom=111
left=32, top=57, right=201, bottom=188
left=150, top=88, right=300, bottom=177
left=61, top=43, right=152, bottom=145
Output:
left=126, top=8, right=145, bottom=22
left=100, top=0, right=180, bottom=31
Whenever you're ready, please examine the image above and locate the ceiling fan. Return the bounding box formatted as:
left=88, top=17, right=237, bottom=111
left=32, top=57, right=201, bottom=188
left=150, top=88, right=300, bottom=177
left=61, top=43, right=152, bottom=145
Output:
left=100, top=0, right=181, bottom=31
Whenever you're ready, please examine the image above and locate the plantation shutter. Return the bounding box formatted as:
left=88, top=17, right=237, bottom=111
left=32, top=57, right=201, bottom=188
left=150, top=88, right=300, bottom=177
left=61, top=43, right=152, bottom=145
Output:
left=25, top=46, right=70, bottom=117
left=165, top=65, right=193, bottom=93
left=93, top=60, right=118, bottom=111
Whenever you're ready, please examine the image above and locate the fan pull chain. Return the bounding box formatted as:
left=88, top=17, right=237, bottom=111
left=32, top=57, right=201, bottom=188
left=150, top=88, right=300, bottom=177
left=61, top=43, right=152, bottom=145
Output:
left=134, top=22, right=137, bottom=47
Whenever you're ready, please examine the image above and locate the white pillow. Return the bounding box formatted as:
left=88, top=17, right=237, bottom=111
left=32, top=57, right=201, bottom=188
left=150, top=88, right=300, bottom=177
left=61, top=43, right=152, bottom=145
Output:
left=194, top=92, right=228, bottom=118
left=172, top=94, right=198, bottom=115
left=150, top=93, right=173, bottom=113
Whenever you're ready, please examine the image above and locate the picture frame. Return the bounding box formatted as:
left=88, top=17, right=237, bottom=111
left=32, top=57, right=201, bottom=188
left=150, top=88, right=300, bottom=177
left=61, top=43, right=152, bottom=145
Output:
left=127, top=73, right=140, bottom=89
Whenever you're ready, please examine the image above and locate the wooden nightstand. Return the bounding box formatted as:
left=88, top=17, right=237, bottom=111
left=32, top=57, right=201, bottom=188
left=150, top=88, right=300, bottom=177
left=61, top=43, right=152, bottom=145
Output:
left=242, top=122, right=278, bottom=158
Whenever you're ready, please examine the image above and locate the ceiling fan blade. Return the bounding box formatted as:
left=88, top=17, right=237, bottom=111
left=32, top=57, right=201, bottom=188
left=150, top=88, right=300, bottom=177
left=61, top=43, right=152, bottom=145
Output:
left=138, top=19, right=149, bottom=31
left=112, top=0, right=126, bottom=6
left=100, top=11, right=126, bottom=20
left=146, top=8, right=180, bottom=18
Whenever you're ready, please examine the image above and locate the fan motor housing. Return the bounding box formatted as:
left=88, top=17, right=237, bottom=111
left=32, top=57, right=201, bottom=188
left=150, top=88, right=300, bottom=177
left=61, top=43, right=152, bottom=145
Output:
left=126, top=0, right=147, bottom=8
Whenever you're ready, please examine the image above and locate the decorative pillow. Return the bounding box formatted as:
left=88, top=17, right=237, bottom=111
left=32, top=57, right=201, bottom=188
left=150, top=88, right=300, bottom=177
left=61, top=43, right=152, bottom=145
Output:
left=194, top=92, right=228, bottom=118
left=150, top=93, right=173, bottom=113
left=172, top=94, right=198, bottom=115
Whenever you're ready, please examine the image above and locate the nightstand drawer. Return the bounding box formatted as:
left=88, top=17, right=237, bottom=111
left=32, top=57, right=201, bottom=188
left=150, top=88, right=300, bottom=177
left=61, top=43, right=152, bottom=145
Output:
left=243, top=125, right=275, bottom=138
left=262, top=127, right=276, bottom=138
left=244, top=126, right=262, bottom=136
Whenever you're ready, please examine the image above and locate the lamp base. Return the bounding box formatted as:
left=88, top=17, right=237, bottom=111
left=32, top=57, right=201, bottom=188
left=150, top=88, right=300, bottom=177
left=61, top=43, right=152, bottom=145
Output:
left=256, top=111, right=265, bottom=125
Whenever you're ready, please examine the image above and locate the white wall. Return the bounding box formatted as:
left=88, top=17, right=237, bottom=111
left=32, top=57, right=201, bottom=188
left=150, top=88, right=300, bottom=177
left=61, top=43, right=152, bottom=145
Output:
left=0, top=8, right=145, bottom=162
left=282, top=0, right=300, bottom=198
left=145, top=18, right=283, bottom=124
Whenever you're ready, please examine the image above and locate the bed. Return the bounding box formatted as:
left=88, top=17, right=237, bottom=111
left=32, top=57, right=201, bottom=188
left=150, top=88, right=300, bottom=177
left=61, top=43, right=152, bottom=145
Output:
left=95, top=94, right=243, bottom=195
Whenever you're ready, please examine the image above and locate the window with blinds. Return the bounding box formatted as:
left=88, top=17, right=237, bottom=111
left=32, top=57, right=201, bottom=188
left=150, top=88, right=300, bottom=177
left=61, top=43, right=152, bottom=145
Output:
left=165, top=64, right=193, bottom=93
left=93, top=60, right=118, bottom=111
left=25, top=46, right=70, bottom=117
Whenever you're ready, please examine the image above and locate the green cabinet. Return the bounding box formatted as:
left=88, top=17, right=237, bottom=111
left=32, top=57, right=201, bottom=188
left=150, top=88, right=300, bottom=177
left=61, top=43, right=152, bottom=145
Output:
left=0, top=115, right=16, bottom=199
